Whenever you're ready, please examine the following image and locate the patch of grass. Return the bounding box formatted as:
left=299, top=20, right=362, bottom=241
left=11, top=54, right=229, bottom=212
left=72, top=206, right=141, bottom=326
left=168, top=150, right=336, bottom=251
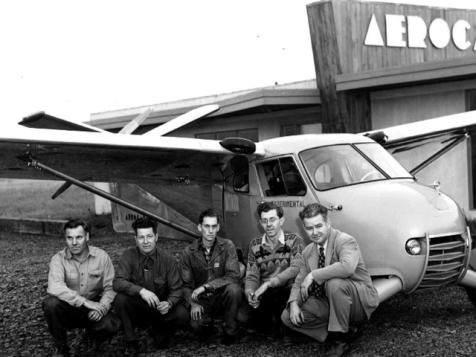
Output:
left=0, top=179, right=96, bottom=219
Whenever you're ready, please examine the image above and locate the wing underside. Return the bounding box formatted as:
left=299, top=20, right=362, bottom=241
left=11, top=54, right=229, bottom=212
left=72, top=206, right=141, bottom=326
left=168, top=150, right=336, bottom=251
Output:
left=0, top=126, right=241, bottom=228
left=0, top=127, right=231, bottom=184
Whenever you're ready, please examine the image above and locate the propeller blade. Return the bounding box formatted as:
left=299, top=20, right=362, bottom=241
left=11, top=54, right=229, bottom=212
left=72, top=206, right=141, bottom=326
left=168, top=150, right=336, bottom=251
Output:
left=119, top=108, right=153, bottom=135
left=143, top=104, right=219, bottom=137
left=51, top=181, right=73, bottom=199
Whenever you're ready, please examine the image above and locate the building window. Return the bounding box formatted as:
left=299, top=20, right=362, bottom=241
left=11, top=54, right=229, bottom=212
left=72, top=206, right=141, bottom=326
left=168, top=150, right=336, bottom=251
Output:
left=466, top=89, right=476, bottom=111
left=280, top=123, right=322, bottom=137
left=281, top=124, right=301, bottom=137
left=196, top=128, right=258, bottom=142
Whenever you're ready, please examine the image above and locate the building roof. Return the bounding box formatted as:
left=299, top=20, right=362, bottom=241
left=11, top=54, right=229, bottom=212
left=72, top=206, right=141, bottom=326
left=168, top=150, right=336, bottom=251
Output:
left=89, top=79, right=319, bottom=130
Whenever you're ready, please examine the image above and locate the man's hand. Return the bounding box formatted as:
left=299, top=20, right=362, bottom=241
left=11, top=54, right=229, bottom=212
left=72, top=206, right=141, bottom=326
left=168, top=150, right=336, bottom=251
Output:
left=192, top=286, right=206, bottom=302
left=83, top=300, right=108, bottom=314
left=247, top=291, right=260, bottom=309
left=88, top=310, right=103, bottom=322
left=157, top=301, right=171, bottom=315
left=289, top=301, right=304, bottom=326
left=83, top=300, right=108, bottom=321
left=190, top=302, right=204, bottom=320
left=139, top=288, right=160, bottom=309
left=300, top=273, right=314, bottom=301
left=254, top=281, right=270, bottom=301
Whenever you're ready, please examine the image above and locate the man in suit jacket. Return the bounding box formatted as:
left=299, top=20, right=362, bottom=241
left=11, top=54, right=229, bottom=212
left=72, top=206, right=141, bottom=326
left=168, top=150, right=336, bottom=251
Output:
left=281, top=203, right=379, bottom=357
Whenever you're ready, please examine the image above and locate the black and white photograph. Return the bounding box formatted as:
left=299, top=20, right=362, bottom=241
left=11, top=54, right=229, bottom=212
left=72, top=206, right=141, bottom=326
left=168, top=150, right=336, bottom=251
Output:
left=1, top=0, right=476, bottom=356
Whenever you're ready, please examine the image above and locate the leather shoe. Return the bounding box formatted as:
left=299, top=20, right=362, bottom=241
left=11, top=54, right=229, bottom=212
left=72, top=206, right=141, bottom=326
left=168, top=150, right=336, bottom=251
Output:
left=52, top=344, right=70, bottom=357
left=346, top=326, right=362, bottom=342
left=325, top=340, right=351, bottom=357
left=124, top=340, right=140, bottom=357
left=221, top=333, right=238, bottom=345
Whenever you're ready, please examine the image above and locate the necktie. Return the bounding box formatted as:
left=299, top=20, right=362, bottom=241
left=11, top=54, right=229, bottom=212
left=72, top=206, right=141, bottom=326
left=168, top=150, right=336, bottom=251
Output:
left=308, top=245, right=326, bottom=298
left=143, top=256, right=154, bottom=291
left=318, top=245, right=325, bottom=268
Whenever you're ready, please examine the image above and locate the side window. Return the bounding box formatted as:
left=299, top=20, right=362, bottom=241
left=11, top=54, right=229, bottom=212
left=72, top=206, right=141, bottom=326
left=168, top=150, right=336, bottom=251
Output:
left=257, top=157, right=306, bottom=196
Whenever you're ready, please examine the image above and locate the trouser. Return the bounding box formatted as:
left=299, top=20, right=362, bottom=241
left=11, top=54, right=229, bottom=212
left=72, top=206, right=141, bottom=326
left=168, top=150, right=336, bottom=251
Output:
left=240, top=285, right=290, bottom=331
left=113, top=293, right=189, bottom=342
left=42, top=295, right=120, bottom=349
left=191, top=282, right=243, bottom=336
left=281, top=278, right=367, bottom=342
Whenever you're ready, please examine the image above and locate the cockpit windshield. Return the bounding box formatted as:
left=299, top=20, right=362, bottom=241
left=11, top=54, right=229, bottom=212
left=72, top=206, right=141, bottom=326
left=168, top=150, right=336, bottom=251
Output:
left=299, top=143, right=412, bottom=190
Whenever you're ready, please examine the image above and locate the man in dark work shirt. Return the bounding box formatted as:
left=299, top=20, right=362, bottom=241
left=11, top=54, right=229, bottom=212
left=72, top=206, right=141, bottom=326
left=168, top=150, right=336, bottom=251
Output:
left=113, top=217, right=188, bottom=355
left=181, top=208, right=243, bottom=345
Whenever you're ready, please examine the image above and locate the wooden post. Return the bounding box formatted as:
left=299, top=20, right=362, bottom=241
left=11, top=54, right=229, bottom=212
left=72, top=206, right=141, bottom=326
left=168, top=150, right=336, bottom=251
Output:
left=307, top=0, right=371, bottom=133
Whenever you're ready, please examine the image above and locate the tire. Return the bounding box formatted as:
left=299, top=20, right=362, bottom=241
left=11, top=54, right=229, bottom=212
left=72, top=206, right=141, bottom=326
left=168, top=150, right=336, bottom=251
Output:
left=465, top=286, right=476, bottom=306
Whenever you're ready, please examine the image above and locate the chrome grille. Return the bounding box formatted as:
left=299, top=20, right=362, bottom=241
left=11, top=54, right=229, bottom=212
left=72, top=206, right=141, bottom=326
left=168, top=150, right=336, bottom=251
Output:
left=418, top=233, right=468, bottom=289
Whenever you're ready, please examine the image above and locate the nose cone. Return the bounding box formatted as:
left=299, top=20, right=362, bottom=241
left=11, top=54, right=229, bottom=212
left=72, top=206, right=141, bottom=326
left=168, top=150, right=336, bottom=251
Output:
left=318, top=179, right=468, bottom=292
left=324, top=179, right=463, bottom=238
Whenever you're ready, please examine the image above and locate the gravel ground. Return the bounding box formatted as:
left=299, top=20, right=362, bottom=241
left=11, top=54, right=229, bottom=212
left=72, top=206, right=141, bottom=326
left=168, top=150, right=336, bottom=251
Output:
left=1, top=225, right=476, bottom=357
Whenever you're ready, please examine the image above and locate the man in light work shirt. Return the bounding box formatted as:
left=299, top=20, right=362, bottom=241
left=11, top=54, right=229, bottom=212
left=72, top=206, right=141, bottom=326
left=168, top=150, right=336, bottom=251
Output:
left=43, top=219, right=119, bottom=357
left=181, top=208, right=243, bottom=345
left=244, top=202, right=305, bottom=333
left=113, top=217, right=188, bottom=355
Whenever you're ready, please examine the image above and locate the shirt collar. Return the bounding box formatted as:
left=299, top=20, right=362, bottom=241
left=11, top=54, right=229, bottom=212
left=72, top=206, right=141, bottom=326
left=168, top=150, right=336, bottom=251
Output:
left=199, top=239, right=216, bottom=252
left=319, top=240, right=328, bottom=252
left=261, top=230, right=285, bottom=246
left=137, top=246, right=158, bottom=261
left=64, top=245, right=94, bottom=260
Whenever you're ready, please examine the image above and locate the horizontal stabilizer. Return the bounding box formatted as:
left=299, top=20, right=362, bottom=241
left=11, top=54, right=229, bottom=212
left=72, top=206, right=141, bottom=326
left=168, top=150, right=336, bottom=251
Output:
left=20, top=112, right=109, bottom=133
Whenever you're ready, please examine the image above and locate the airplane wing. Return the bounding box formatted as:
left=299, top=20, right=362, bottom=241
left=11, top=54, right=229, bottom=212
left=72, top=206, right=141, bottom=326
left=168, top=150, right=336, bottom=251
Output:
left=0, top=124, right=263, bottom=181
left=362, top=110, right=476, bottom=145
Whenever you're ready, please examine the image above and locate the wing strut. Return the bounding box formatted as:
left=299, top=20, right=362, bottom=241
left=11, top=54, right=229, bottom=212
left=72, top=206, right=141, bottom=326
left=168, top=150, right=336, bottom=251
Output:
left=24, top=157, right=199, bottom=240
left=409, top=133, right=468, bottom=176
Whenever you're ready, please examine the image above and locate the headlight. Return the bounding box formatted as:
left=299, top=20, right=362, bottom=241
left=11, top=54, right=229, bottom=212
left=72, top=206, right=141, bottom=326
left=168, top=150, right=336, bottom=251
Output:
left=406, top=239, right=422, bottom=255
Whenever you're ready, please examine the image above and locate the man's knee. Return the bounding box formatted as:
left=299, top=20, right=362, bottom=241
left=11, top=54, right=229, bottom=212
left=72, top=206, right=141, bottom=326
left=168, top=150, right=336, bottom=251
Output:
left=113, top=293, right=132, bottom=311
left=92, top=312, right=122, bottom=336
left=281, top=308, right=292, bottom=327
left=325, top=278, right=350, bottom=297
left=42, top=295, right=63, bottom=314
left=224, top=283, right=242, bottom=298
left=170, top=304, right=190, bottom=326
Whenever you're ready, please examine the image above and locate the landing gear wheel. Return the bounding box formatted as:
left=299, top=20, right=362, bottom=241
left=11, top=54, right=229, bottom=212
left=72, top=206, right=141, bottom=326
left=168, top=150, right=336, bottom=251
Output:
left=465, top=286, right=476, bottom=305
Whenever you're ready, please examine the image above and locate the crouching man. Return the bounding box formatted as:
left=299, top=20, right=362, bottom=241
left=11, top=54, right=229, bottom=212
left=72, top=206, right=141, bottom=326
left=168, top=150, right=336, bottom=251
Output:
left=113, top=217, right=188, bottom=355
left=281, top=203, right=379, bottom=357
left=181, top=208, right=243, bottom=345
left=43, top=219, right=119, bottom=357
left=244, top=202, right=305, bottom=334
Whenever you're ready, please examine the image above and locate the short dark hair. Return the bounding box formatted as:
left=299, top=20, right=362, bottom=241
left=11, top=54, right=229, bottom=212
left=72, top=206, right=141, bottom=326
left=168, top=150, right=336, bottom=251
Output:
left=132, top=216, right=157, bottom=234
left=299, top=203, right=328, bottom=221
left=198, top=208, right=220, bottom=224
left=257, top=201, right=283, bottom=219
left=63, top=219, right=90, bottom=235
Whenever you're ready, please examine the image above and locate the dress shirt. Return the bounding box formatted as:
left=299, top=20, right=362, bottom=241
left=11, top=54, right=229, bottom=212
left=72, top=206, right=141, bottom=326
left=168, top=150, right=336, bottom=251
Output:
left=47, top=245, right=116, bottom=309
